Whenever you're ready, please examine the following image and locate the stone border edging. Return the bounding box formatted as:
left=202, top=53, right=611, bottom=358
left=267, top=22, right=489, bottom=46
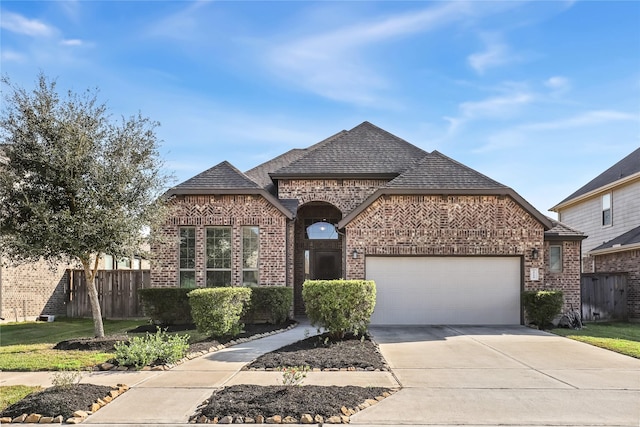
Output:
left=189, top=388, right=400, bottom=424
left=0, top=384, right=129, bottom=424
left=97, top=322, right=299, bottom=372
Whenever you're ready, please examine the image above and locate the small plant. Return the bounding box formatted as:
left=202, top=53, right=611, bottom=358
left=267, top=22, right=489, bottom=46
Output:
left=114, top=328, right=190, bottom=369
left=279, top=365, right=310, bottom=386
left=50, top=369, right=83, bottom=388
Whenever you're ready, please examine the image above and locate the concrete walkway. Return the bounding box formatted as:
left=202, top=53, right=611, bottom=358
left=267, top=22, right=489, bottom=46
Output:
left=3, top=324, right=640, bottom=426
left=352, top=325, right=640, bottom=427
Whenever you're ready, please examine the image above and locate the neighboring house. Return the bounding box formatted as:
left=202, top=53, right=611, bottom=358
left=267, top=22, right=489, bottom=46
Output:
left=551, top=147, right=640, bottom=319
left=152, top=121, right=583, bottom=325
left=0, top=254, right=149, bottom=322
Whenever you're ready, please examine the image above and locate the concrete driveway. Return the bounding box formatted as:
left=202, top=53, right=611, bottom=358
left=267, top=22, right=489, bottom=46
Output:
left=352, top=325, right=640, bottom=426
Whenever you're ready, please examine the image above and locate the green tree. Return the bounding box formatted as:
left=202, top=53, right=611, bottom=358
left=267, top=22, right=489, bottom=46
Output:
left=0, top=74, right=170, bottom=337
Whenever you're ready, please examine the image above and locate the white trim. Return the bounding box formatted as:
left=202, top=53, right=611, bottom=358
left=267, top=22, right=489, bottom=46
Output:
left=550, top=172, right=640, bottom=212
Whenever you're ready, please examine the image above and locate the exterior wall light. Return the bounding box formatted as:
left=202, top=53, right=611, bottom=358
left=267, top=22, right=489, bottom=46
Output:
left=531, top=248, right=539, bottom=260
left=352, top=249, right=359, bottom=259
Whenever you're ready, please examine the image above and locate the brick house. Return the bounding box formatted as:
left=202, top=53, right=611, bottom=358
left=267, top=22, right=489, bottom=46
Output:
left=551, top=147, right=640, bottom=319
left=152, top=122, right=583, bottom=325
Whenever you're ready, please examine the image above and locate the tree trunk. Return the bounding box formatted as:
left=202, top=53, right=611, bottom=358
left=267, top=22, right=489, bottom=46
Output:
left=81, top=255, right=105, bottom=338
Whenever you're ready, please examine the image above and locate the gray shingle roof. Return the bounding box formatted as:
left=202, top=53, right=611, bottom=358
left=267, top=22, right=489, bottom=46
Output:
left=554, top=146, right=640, bottom=207
left=544, top=218, right=586, bottom=241
left=173, top=161, right=261, bottom=190
left=270, top=121, right=427, bottom=178
left=591, top=225, right=640, bottom=252
left=387, top=151, right=507, bottom=189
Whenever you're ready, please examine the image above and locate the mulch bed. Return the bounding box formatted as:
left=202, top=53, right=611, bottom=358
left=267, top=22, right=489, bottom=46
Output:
left=246, top=332, right=388, bottom=371
left=0, top=384, right=113, bottom=420
left=53, top=321, right=296, bottom=353
left=192, top=385, right=393, bottom=423
left=6, top=323, right=394, bottom=423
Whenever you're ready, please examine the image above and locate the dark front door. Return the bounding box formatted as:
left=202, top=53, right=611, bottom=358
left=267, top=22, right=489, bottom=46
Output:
left=312, top=250, right=342, bottom=280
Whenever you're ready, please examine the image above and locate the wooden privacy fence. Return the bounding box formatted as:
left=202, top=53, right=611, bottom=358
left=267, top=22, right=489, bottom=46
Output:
left=581, top=273, right=628, bottom=321
left=66, top=269, right=150, bottom=318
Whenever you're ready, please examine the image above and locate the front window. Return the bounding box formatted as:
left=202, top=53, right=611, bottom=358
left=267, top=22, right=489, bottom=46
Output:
left=549, top=245, right=562, bottom=273
left=602, top=193, right=612, bottom=226
left=206, top=227, right=232, bottom=287
left=242, top=226, right=259, bottom=286
left=179, top=227, right=196, bottom=287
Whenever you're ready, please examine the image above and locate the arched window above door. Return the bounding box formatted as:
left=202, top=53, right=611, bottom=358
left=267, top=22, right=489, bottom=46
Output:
left=306, top=221, right=338, bottom=240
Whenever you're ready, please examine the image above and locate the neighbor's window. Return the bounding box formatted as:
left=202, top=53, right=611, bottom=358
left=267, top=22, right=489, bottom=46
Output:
left=132, top=257, right=141, bottom=270
left=602, top=193, right=612, bottom=226
left=206, top=227, right=232, bottom=287
left=179, top=227, right=196, bottom=287
left=242, top=226, right=259, bottom=286
left=549, top=245, right=562, bottom=273
left=103, top=254, right=114, bottom=270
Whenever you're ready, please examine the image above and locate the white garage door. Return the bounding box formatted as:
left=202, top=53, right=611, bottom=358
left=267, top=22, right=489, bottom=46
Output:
left=366, top=256, right=521, bottom=325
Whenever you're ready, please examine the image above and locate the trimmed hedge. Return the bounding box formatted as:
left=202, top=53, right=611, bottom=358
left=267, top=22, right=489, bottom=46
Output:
left=245, top=286, right=293, bottom=324
left=522, top=290, right=564, bottom=330
left=302, top=279, right=376, bottom=339
left=139, top=288, right=193, bottom=325
left=188, top=287, right=252, bottom=337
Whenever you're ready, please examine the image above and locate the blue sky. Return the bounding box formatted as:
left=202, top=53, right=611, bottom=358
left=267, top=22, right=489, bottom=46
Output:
left=1, top=1, right=639, bottom=217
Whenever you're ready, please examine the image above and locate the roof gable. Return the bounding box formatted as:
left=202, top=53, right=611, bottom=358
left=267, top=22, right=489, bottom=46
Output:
left=553, top=146, right=640, bottom=209
left=174, top=161, right=261, bottom=190
left=544, top=218, right=586, bottom=241
left=387, top=151, right=507, bottom=190
left=270, top=121, right=427, bottom=178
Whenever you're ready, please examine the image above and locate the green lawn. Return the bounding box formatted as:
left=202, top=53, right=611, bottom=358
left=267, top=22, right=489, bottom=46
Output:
left=0, top=318, right=148, bottom=371
left=0, top=385, right=43, bottom=412
left=0, top=317, right=147, bottom=346
left=552, top=322, right=640, bottom=359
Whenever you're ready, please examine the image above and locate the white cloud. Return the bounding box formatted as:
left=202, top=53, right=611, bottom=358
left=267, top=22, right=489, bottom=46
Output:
left=264, top=2, right=508, bottom=106
left=1, top=49, right=26, bottom=62
left=468, top=36, right=514, bottom=74
left=0, top=11, right=56, bottom=37
left=523, top=110, right=637, bottom=131
left=459, top=92, right=534, bottom=119
left=544, top=76, right=570, bottom=90
left=61, top=39, right=83, bottom=46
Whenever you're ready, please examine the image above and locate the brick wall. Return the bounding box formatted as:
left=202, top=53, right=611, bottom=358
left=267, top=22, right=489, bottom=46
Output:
left=593, top=249, right=640, bottom=318
left=151, top=195, right=289, bottom=288
left=343, top=194, right=579, bottom=307
left=1, top=259, right=69, bottom=320
left=544, top=240, right=582, bottom=312
left=278, top=179, right=387, bottom=215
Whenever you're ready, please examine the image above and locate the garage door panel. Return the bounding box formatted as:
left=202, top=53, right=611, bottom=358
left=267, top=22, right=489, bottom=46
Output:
left=366, top=257, right=521, bottom=325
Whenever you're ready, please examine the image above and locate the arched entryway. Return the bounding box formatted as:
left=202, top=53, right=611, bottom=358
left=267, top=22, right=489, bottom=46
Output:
left=293, top=202, right=343, bottom=315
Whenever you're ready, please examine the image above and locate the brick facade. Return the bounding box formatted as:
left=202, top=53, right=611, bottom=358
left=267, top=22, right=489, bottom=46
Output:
left=0, top=259, right=69, bottom=321
left=543, top=240, right=582, bottom=312
left=151, top=194, right=289, bottom=288
left=592, top=249, right=640, bottom=319
left=278, top=179, right=387, bottom=215
left=345, top=195, right=541, bottom=283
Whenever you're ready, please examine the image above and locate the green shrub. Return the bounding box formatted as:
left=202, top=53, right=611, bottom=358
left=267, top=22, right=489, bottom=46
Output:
left=302, top=280, right=376, bottom=339
left=139, top=288, right=193, bottom=325
left=522, top=290, right=564, bottom=330
left=188, top=287, right=252, bottom=337
left=244, top=286, right=293, bottom=324
left=114, top=328, right=190, bottom=369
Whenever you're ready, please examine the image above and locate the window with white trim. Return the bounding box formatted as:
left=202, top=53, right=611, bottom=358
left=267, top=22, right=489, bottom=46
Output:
left=549, top=245, right=562, bottom=273
left=242, top=226, right=259, bottom=286
left=179, top=227, right=196, bottom=287
left=602, top=193, right=612, bottom=226
left=206, top=227, right=232, bottom=287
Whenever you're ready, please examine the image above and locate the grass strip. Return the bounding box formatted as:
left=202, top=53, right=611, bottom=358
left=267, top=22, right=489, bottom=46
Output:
left=0, top=385, right=43, bottom=412
left=552, top=322, right=640, bottom=359
left=0, top=344, right=114, bottom=371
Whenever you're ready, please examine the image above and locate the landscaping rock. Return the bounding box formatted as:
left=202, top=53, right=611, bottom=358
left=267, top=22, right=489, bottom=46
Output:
left=25, top=413, right=42, bottom=423
left=300, top=413, right=313, bottom=424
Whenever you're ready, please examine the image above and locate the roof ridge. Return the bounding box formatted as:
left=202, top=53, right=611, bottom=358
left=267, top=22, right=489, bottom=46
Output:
left=174, top=160, right=260, bottom=189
